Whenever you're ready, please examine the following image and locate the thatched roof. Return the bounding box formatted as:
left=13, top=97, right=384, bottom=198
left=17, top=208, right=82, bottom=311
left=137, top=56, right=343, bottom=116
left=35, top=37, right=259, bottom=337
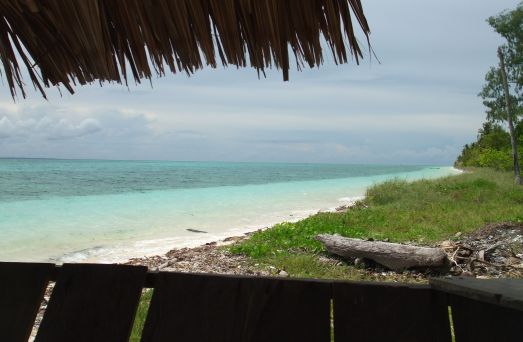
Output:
left=0, top=0, right=370, bottom=98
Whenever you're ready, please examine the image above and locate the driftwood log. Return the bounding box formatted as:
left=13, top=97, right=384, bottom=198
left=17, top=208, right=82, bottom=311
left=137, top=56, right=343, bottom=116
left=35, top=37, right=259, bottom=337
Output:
left=315, top=234, right=449, bottom=270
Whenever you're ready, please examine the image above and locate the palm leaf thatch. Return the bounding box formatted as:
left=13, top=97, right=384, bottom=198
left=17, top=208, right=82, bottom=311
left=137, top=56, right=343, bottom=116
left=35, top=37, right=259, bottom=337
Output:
left=0, top=0, right=370, bottom=98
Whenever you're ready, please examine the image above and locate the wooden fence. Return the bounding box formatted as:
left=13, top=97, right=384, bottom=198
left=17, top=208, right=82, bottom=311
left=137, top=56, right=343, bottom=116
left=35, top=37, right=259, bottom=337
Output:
left=0, top=262, right=521, bottom=342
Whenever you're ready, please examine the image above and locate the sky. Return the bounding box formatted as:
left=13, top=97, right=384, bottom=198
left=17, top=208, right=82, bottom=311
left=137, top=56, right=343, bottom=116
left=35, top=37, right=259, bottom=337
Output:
left=0, top=0, right=519, bottom=165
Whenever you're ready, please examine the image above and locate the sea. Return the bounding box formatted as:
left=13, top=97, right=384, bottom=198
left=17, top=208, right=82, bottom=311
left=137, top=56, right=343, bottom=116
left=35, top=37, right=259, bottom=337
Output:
left=0, top=159, right=460, bottom=263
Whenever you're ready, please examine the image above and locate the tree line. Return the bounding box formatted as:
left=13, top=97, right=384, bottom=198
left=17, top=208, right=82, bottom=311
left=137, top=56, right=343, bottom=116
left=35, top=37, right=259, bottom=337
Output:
left=456, top=3, right=523, bottom=184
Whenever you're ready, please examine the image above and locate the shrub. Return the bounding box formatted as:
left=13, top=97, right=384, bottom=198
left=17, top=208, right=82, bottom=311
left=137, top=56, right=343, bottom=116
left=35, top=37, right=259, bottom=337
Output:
left=477, top=148, right=513, bottom=171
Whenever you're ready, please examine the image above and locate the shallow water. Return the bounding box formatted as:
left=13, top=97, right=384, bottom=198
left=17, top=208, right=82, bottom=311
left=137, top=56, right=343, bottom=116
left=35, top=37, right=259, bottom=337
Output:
left=0, top=159, right=459, bottom=263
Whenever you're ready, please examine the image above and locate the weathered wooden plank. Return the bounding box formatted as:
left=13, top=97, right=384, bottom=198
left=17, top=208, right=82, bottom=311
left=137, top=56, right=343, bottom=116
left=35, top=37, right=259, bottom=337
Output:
left=449, top=294, right=523, bottom=342
left=0, top=262, right=54, bottom=342
left=333, top=282, right=451, bottom=342
left=35, top=263, right=147, bottom=342
left=141, top=272, right=331, bottom=342
left=430, top=277, right=523, bottom=312
left=316, top=234, right=448, bottom=270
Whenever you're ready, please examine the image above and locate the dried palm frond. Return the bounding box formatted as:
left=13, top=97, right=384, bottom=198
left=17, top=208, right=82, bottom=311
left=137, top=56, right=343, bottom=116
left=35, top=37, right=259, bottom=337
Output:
left=0, top=0, right=371, bottom=98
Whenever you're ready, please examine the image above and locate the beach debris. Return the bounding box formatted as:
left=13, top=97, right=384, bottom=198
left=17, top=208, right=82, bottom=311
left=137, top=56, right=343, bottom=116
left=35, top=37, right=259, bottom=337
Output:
left=315, top=223, right=523, bottom=277
left=126, top=223, right=523, bottom=281
left=278, top=270, right=289, bottom=277
left=442, top=222, right=523, bottom=278
left=186, top=228, right=208, bottom=233
left=335, top=205, right=349, bottom=213
left=126, top=239, right=270, bottom=276
left=353, top=257, right=366, bottom=267
left=315, top=234, right=449, bottom=271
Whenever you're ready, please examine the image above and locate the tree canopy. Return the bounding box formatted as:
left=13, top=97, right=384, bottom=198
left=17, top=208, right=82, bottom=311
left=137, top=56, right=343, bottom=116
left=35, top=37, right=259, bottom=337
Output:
left=457, top=3, right=523, bottom=178
left=487, top=3, right=523, bottom=89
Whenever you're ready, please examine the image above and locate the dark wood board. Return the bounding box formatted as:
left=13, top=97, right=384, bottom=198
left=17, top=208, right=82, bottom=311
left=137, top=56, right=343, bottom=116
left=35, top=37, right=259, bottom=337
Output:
left=35, top=263, right=147, bottom=342
left=0, top=262, right=54, bottom=342
left=449, top=294, right=523, bottom=342
left=141, top=272, right=331, bottom=342
left=333, top=282, right=451, bottom=342
left=430, top=277, right=523, bottom=312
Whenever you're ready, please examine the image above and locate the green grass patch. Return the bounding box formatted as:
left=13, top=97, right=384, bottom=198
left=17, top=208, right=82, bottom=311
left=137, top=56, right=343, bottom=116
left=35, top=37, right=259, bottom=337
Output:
left=230, top=168, right=523, bottom=279
left=129, top=289, right=153, bottom=342
left=258, top=253, right=429, bottom=283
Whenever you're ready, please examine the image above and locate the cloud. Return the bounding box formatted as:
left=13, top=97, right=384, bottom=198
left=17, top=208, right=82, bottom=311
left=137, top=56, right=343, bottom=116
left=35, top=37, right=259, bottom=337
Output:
left=0, top=0, right=516, bottom=164
left=47, top=118, right=101, bottom=140
left=0, top=116, right=15, bottom=138
left=0, top=104, right=158, bottom=159
left=0, top=113, right=101, bottom=140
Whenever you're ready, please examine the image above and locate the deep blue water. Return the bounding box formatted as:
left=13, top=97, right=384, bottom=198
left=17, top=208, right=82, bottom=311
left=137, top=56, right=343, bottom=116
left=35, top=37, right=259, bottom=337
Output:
left=0, top=159, right=428, bottom=202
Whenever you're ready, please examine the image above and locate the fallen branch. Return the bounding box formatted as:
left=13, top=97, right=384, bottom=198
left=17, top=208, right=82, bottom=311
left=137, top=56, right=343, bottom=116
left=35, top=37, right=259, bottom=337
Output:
left=315, top=234, right=449, bottom=271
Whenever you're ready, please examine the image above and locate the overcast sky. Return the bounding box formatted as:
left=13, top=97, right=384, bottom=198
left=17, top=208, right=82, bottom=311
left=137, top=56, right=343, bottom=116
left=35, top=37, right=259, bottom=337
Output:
left=0, top=0, right=519, bottom=165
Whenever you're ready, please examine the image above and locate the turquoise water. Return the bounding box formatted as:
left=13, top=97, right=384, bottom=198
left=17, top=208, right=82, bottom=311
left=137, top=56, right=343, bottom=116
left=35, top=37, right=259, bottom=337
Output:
left=0, top=159, right=460, bottom=262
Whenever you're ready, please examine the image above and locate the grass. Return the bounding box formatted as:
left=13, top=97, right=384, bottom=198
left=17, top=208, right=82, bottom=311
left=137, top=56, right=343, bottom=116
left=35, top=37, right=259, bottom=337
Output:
left=230, top=168, right=523, bottom=280
left=129, top=290, right=153, bottom=342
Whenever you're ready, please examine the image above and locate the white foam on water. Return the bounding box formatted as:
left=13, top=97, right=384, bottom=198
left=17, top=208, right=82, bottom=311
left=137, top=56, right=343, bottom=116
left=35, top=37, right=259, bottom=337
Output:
left=56, top=207, right=322, bottom=264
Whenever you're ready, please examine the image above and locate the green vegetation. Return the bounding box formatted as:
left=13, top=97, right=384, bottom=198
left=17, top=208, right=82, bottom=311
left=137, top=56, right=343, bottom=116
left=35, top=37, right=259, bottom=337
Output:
left=230, top=168, right=523, bottom=280
left=130, top=290, right=153, bottom=342
left=455, top=122, right=522, bottom=171
left=456, top=3, right=523, bottom=183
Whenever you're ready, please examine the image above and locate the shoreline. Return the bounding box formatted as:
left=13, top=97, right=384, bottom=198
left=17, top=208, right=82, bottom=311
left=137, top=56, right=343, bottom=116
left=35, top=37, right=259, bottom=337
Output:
left=58, top=196, right=365, bottom=264
left=119, top=167, right=463, bottom=266
left=41, top=167, right=463, bottom=263
left=124, top=201, right=360, bottom=275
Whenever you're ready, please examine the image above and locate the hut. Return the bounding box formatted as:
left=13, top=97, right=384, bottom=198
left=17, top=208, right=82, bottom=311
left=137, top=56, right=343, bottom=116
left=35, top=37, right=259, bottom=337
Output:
left=0, top=0, right=369, bottom=98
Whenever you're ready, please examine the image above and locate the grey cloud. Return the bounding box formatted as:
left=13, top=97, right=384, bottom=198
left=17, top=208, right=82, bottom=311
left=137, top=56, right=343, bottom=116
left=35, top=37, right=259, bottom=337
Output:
left=0, top=114, right=101, bottom=140
left=0, top=116, right=15, bottom=138
left=246, top=139, right=317, bottom=145
left=167, top=130, right=207, bottom=140
left=47, top=118, right=101, bottom=140
left=0, top=105, right=157, bottom=159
